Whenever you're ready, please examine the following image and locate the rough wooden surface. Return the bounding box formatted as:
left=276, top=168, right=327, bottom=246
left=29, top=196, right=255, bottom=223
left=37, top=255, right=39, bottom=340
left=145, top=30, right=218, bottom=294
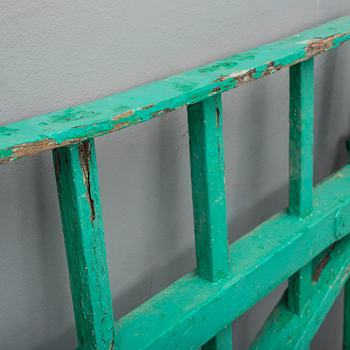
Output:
left=187, top=95, right=232, bottom=349
left=116, top=164, right=350, bottom=349
left=251, top=235, right=350, bottom=350
left=2, top=16, right=350, bottom=350
left=187, top=94, right=229, bottom=282
left=288, top=59, right=314, bottom=218
left=287, top=59, right=314, bottom=317
left=1, top=17, right=350, bottom=164
left=53, top=139, right=115, bottom=350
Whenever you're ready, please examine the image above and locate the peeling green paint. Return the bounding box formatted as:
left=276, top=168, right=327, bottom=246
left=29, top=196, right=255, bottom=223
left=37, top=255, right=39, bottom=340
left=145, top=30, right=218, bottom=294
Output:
left=187, top=95, right=232, bottom=349
left=1, top=16, right=350, bottom=350
left=251, top=236, right=350, bottom=350
left=287, top=59, right=315, bottom=317
left=53, top=139, right=115, bottom=350
left=0, top=17, right=350, bottom=163
left=116, top=164, right=350, bottom=349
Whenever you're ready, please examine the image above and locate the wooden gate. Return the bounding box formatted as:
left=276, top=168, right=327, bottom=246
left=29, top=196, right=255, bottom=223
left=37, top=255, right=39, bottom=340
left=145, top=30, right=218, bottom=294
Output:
left=1, top=16, right=350, bottom=350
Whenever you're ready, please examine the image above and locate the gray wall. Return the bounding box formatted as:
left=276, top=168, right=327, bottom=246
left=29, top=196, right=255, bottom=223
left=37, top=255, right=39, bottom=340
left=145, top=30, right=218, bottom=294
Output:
left=1, top=1, right=350, bottom=349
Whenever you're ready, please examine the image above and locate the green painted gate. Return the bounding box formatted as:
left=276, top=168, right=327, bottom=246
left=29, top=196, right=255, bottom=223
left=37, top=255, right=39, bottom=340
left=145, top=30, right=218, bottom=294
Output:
left=1, top=16, right=350, bottom=350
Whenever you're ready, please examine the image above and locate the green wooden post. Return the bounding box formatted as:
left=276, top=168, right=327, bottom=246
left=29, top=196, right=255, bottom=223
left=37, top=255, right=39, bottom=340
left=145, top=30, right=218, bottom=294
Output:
left=0, top=17, right=349, bottom=350
left=53, top=139, right=115, bottom=350
left=251, top=236, right=350, bottom=350
left=188, top=94, right=232, bottom=349
left=287, top=58, right=314, bottom=316
left=287, top=263, right=313, bottom=313
left=203, top=325, right=233, bottom=350
left=289, top=59, right=314, bottom=217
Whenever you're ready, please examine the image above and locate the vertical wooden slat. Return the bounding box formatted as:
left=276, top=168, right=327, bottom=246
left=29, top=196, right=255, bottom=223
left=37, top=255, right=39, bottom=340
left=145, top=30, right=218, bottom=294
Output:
left=288, top=262, right=313, bottom=313
left=188, top=94, right=232, bottom=349
left=287, top=58, right=314, bottom=317
left=53, top=139, right=115, bottom=350
left=187, top=94, right=229, bottom=281
left=203, top=325, right=233, bottom=350
left=289, top=58, right=314, bottom=217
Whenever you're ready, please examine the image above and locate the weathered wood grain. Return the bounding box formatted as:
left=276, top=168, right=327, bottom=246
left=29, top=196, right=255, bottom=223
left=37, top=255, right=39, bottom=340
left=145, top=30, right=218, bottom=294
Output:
left=251, top=235, right=350, bottom=350
left=116, top=164, right=350, bottom=350
left=288, top=59, right=314, bottom=218
left=53, top=139, right=115, bottom=350
left=287, top=59, right=314, bottom=317
left=187, top=95, right=232, bottom=349
left=1, top=17, right=350, bottom=164
left=1, top=16, right=350, bottom=350
left=187, top=95, right=229, bottom=282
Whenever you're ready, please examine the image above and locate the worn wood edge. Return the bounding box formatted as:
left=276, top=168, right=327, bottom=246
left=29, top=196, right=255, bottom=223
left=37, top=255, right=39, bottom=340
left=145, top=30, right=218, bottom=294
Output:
left=287, top=58, right=314, bottom=314
left=251, top=235, right=350, bottom=349
left=1, top=16, right=350, bottom=164
left=187, top=95, right=232, bottom=349
left=116, top=163, right=350, bottom=349
left=53, top=140, right=115, bottom=349
left=187, top=94, right=229, bottom=282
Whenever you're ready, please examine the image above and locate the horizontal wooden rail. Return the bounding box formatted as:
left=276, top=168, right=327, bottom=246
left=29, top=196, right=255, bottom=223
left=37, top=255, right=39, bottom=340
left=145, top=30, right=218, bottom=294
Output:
left=2, top=16, right=350, bottom=350
left=1, top=16, right=350, bottom=164
left=116, top=164, right=350, bottom=349
left=251, top=235, right=350, bottom=349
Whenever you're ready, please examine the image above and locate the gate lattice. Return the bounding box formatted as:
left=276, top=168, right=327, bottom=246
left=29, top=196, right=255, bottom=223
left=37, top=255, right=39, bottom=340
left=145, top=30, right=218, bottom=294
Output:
left=1, top=16, right=350, bottom=350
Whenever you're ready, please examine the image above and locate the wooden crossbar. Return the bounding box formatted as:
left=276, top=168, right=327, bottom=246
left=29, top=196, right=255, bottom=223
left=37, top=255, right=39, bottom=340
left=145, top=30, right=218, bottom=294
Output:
left=117, top=165, right=350, bottom=349
left=1, top=17, right=350, bottom=164
left=1, top=16, right=350, bottom=350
